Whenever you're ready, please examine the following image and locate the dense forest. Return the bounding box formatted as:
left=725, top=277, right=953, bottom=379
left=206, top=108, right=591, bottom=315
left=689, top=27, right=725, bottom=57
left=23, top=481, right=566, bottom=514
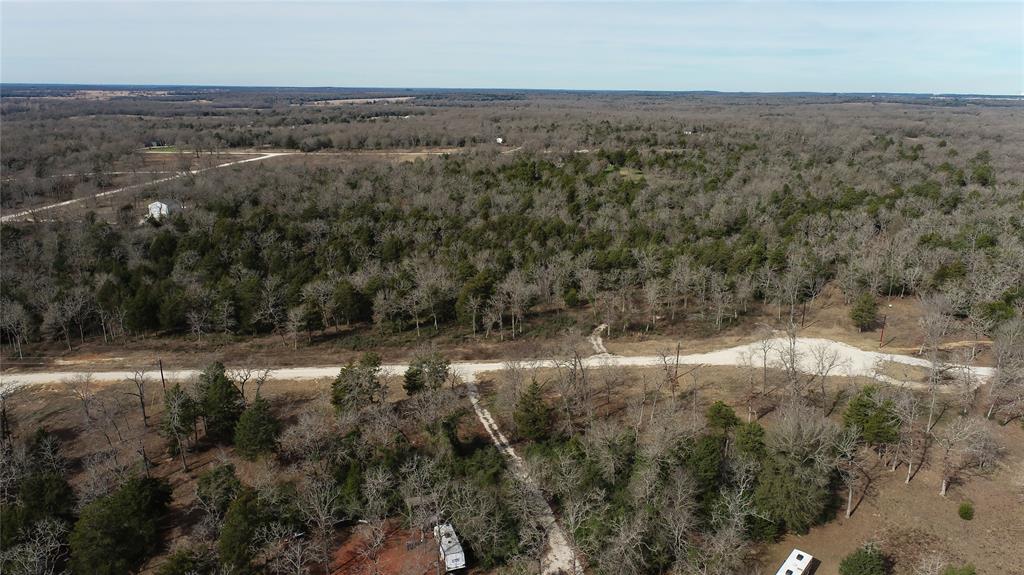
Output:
left=1, top=88, right=1023, bottom=575
left=2, top=91, right=1022, bottom=357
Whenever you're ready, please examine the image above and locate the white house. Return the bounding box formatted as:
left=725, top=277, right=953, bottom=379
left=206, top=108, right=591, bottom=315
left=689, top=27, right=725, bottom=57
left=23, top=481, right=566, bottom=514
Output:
left=147, top=200, right=182, bottom=221
left=775, top=549, right=815, bottom=575
left=433, top=523, right=466, bottom=572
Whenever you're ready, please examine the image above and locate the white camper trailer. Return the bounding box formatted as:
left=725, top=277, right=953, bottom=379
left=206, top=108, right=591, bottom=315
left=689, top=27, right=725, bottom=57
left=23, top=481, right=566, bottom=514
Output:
left=433, top=523, right=466, bottom=572
left=775, top=549, right=814, bottom=575
left=147, top=200, right=182, bottom=221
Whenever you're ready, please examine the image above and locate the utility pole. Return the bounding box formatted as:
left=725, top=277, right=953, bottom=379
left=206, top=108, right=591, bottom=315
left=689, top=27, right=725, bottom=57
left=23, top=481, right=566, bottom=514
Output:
left=879, top=315, right=887, bottom=348
left=158, top=359, right=167, bottom=394
left=674, top=341, right=680, bottom=384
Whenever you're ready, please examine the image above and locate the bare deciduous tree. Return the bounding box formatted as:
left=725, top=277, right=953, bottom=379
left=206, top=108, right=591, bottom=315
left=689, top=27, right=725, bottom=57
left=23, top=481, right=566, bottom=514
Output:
left=255, top=274, right=288, bottom=334
left=357, top=466, right=394, bottom=567
left=833, top=426, right=866, bottom=517
left=301, top=474, right=344, bottom=526
left=912, top=553, right=948, bottom=575
left=301, top=279, right=337, bottom=333
left=919, top=294, right=953, bottom=431
left=775, top=322, right=805, bottom=397
left=124, top=370, right=150, bottom=428
left=0, top=297, right=30, bottom=359
left=988, top=318, right=1024, bottom=423
left=935, top=417, right=1000, bottom=496
left=62, top=373, right=96, bottom=423
left=256, top=522, right=316, bottom=575
left=0, top=517, right=68, bottom=575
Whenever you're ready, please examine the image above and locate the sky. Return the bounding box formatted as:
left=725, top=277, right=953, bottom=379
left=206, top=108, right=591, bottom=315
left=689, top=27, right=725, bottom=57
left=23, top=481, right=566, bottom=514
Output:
left=1, top=1, right=1021, bottom=94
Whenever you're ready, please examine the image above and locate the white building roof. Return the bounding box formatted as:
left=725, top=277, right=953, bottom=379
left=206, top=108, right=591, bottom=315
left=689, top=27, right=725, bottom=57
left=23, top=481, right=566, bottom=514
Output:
left=775, top=548, right=814, bottom=575
left=433, top=523, right=466, bottom=571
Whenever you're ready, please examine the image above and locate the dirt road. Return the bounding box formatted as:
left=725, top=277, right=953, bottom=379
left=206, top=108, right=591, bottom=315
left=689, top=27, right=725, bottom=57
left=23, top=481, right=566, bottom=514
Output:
left=0, top=152, right=292, bottom=223
left=0, top=337, right=993, bottom=390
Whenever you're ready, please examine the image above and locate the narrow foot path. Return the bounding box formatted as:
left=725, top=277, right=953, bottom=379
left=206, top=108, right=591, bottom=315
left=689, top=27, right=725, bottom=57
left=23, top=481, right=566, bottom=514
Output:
left=588, top=324, right=609, bottom=355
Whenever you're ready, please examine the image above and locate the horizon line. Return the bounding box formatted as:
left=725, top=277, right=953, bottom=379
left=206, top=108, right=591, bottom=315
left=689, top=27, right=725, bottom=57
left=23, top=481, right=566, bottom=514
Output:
left=1, top=82, right=1022, bottom=99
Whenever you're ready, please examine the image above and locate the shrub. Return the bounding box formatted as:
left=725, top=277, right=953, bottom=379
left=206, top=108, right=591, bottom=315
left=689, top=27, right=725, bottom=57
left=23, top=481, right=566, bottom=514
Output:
left=331, top=353, right=385, bottom=412
left=69, top=476, right=172, bottom=575
left=157, top=546, right=216, bottom=575
left=563, top=287, right=580, bottom=307
left=958, top=501, right=974, bottom=520
left=403, top=351, right=450, bottom=396
left=839, top=542, right=888, bottom=575
left=234, top=395, right=281, bottom=459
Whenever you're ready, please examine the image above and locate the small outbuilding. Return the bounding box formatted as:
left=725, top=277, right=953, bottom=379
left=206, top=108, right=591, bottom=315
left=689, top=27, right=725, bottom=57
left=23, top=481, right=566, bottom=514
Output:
left=775, top=549, right=815, bottom=575
left=495, top=137, right=504, bottom=144
left=433, top=523, right=466, bottom=572
left=147, top=200, right=182, bottom=221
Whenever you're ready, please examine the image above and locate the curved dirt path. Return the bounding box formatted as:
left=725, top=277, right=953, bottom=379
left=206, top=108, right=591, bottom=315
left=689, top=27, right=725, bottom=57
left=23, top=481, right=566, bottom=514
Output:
left=0, top=337, right=994, bottom=574
left=0, top=336, right=993, bottom=390
left=1, top=152, right=292, bottom=223
left=588, top=324, right=609, bottom=354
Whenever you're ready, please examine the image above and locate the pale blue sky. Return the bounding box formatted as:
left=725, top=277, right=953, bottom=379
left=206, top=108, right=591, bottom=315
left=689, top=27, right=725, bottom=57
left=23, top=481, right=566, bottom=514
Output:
left=1, top=1, right=1021, bottom=94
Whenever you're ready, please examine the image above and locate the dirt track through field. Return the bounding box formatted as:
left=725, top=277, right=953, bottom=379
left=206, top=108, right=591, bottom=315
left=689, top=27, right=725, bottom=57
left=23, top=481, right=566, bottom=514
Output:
left=0, top=337, right=993, bottom=390
left=0, top=152, right=292, bottom=222
left=0, top=337, right=995, bottom=574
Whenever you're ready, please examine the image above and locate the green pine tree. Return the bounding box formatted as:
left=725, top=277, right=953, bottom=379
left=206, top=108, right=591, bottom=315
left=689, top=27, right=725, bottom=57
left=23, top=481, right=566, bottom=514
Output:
left=234, top=396, right=280, bottom=460
left=735, top=421, right=767, bottom=460
left=706, top=400, right=741, bottom=433
left=843, top=386, right=899, bottom=446
left=156, top=546, right=216, bottom=575
left=198, top=362, right=244, bottom=443
left=197, top=462, right=242, bottom=515
left=514, top=381, right=552, bottom=442
left=685, top=434, right=726, bottom=508
left=850, top=293, right=879, bottom=331
left=754, top=454, right=830, bottom=534
left=331, top=353, right=385, bottom=412
left=69, top=476, right=171, bottom=575
left=218, top=489, right=263, bottom=574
